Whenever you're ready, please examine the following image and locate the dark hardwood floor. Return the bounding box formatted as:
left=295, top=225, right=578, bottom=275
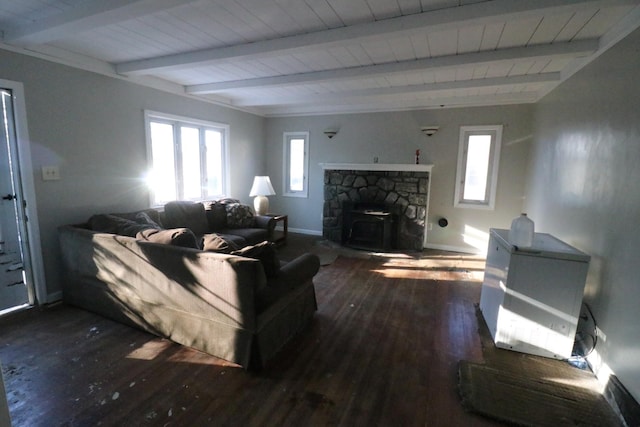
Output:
left=1, top=236, right=505, bottom=426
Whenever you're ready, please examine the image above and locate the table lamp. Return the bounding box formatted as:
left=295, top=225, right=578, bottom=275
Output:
left=249, top=176, right=276, bottom=215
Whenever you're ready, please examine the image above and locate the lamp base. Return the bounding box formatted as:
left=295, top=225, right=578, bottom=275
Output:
left=253, top=196, right=269, bottom=216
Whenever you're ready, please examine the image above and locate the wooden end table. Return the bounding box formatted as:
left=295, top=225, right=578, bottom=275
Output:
left=267, top=214, right=288, bottom=245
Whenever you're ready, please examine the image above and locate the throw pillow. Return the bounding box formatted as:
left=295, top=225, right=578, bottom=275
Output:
left=201, top=233, right=240, bottom=253
left=231, top=241, right=280, bottom=278
left=225, top=203, right=256, bottom=228
left=217, top=198, right=240, bottom=205
left=136, top=228, right=199, bottom=249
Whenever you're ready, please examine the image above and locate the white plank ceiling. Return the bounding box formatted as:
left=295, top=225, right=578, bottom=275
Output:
left=1, top=0, right=639, bottom=116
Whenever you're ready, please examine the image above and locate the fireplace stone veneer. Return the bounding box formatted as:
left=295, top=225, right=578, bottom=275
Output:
left=321, top=163, right=432, bottom=251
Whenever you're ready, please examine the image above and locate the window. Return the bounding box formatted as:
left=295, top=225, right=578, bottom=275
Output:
left=283, top=131, right=309, bottom=197
left=145, top=111, right=228, bottom=206
left=454, top=125, right=502, bottom=209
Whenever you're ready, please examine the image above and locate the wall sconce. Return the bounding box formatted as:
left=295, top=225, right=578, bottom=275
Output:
left=324, top=129, right=338, bottom=139
left=421, top=126, right=439, bottom=137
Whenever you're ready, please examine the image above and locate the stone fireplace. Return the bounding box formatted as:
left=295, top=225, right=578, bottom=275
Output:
left=321, top=163, right=432, bottom=251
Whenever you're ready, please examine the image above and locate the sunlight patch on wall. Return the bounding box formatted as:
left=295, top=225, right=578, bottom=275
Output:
left=553, top=130, right=615, bottom=206
left=463, top=225, right=489, bottom=253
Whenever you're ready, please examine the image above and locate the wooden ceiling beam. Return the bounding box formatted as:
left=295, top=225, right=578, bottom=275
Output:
left=231, top=73, right=561, bottom=107
left=115, top=0, right=631, bottom=76
left=185, top=40, right=595, bottom=94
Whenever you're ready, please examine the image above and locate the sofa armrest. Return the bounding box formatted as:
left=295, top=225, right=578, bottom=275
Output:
left=254, top=215, right=276, bottom=231
left=256, top=253, right=319, bottom=313
left=270, top=253, right=320, bottom=287
left=255, top=215, right=277, bottom=242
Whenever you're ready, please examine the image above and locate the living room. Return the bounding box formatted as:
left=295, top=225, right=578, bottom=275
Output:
left=0, top=1, right=639, bottom=425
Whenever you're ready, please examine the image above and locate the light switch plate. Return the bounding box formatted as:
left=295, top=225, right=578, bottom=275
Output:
left=42, top=165, right=60, bottom=181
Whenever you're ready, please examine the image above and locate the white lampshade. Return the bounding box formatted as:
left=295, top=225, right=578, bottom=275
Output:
left=249, top=176, right=276, bottom=197
left=249, top=176, right=276, bottom=215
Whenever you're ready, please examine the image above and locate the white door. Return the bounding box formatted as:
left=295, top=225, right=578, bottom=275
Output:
left=0, top=89, right=32, bottom=313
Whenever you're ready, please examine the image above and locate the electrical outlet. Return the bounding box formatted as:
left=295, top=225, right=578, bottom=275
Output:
left=427, top=222, right=433, bottom=231
left=42, top=165, right=60, bottom=181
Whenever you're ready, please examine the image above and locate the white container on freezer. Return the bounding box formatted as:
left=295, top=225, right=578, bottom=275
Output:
left=508, top=213, right=535, bottom=248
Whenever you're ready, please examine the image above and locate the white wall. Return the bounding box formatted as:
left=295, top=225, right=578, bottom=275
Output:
left=0, top=49, right=265, bottom=300
left=265, top=105, right=532, bottom=251
left=526, top=27, right=640, bottom=401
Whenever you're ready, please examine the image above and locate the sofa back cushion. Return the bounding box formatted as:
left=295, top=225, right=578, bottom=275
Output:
left=136, top=228, right=199, bottom=249
left=163, top=201, right=209, bottom=235
left=113, top=209, right=162, bottom=227
left=204, top=202, right=228, bottom=231
left=89, top=214, right=156, bottom=237
left=135, top=211, right=162, bottom=228
left=201, top=233, right=240, bottom=253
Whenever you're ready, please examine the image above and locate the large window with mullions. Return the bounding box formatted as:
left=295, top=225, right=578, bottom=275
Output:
left=145, top=111, right=229, bottom=206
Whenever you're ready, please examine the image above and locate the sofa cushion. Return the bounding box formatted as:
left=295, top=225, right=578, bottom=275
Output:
left=136, top=228, right=199, bottom=249
left=220, top=228, right=269, bottom=246
left=110, top=208, right=162, bottom=225
left=89, top=214, right=156, bottom=237
left=203, top=202, right=228, bottom=231
left=135, top=211, right=162, bottom=228
left=225, top=203, right=256, bottom=228
left=215, top=233, right=248, bottom=249
left=231, top=241, right=280, bottom=278
left=201, top=233, right=240, bottom=253
left=164, top=201, right=209, bottom=235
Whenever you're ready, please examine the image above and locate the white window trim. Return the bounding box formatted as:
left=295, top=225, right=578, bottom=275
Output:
left=454, top=125, right=503, bottom=210
left=283, top=131, right=309, bottom=198
left=144, top=110, right=230, bottom=206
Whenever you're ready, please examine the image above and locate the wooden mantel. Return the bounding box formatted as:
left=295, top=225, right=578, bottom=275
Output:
left=319, top=163, right=433, bottom=172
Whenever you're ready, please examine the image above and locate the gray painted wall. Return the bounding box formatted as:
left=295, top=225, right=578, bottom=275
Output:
left=526, top=28, right=640, bottom=401
left=0, top=49, right=265, bottom=300
left=265, top=105, right=532, bottom=252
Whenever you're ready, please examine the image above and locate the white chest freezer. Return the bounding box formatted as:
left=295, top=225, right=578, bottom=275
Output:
left=480, top=228, right=590, bottom=360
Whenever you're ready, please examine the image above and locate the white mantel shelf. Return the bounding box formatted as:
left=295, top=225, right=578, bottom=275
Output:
left=320, top=163, right=433, bottom=172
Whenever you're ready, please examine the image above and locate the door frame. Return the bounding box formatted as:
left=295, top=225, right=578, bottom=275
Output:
left=1, top=78, right=46, bottom=307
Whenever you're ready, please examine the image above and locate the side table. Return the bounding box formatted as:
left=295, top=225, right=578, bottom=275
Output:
left=267, top=214, right=288, bottom=245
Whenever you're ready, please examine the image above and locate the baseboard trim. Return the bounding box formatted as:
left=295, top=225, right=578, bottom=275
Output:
left=46, top=291, right=63, bottom=304
left=288, top=227, right=322, bottom=236
left=423, top=242, right=485, bottom=255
